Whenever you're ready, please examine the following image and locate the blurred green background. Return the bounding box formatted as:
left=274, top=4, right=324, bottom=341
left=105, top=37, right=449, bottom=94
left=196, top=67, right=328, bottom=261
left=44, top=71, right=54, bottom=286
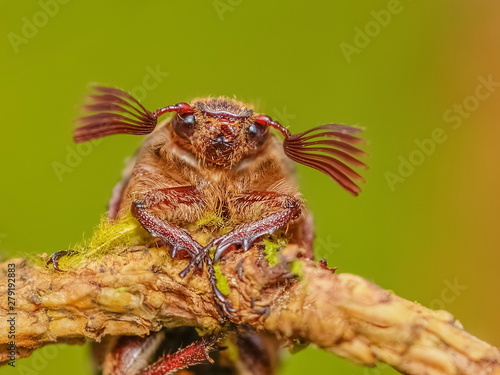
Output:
left=1, top=1, right=499, bottom=374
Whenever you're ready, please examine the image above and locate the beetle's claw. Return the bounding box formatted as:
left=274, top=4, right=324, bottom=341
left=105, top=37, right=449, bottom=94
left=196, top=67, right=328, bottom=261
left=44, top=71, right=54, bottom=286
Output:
left=45, top=250, right=76, bottom=272
left=177, top=242, right=238, bottom=320
left=252, top=306, right=271, bottom=319
left=178, top=250, right=207, bottom=278
left=220, top=300, right=237, bottom=319
left=212, top=234, right=258, bottom=262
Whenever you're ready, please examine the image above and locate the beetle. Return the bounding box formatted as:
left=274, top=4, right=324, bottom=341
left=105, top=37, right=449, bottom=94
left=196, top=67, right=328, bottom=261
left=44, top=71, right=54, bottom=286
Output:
left=55, top=86, right=366, bottom=374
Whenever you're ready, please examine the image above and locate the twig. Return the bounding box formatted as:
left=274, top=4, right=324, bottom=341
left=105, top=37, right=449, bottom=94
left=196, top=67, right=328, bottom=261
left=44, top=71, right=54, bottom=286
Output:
left=0, top=244, right=498, bottom=375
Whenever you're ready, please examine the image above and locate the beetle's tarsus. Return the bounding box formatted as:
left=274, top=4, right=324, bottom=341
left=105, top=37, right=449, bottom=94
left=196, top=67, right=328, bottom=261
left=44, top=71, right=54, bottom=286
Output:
left=252, top=306, right=271, bottom=319
left=179, top=250, right=237, bottom=320
left=45, top=250, right=76, bottom=272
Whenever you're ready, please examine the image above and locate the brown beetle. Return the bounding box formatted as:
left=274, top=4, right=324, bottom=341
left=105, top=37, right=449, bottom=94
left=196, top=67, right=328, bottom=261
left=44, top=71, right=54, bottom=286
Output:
left=67, top=86, right=366, bottom=374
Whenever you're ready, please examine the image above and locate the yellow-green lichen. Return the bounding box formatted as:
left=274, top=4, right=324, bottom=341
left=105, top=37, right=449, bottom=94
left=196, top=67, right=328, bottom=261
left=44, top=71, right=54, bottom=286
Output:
left=289, top=259, right=304, bottom=279
left=213, top=260, right=230, bottom=295
left=224, top=338, right=240, bottom=363
left=189, top=212, right=233, bottom=246
left=38, top=212, right=151, bottom=270
left=195, top=212, right=226, bottom=229
left=263, top=236, right=287, bottom=267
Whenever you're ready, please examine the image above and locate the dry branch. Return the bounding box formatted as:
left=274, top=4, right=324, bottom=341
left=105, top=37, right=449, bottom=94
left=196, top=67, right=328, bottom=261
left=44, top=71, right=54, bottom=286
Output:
left=0, top=244, right=499, bottom=375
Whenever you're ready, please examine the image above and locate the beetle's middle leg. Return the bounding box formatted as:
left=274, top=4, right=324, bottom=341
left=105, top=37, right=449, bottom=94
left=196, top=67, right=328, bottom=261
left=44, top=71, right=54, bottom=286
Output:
left=131, top=186, right=205, bottom=259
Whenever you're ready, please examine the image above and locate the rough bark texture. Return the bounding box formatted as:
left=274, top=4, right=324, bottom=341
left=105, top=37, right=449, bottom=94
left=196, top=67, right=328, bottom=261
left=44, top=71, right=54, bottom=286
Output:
left=0, top=244, right=499, bottom=375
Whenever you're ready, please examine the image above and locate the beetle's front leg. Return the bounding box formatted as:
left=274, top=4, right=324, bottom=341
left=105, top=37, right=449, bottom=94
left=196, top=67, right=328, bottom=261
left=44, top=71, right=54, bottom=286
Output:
left=181, top=192, right=302, bottom=318
left=134, top=187, right=237, bottom=317
left=181, top=191, right=302, bottom=271
left=131, top=186, right=204, bottom=258
left=211, top=191, right=303, bottom=261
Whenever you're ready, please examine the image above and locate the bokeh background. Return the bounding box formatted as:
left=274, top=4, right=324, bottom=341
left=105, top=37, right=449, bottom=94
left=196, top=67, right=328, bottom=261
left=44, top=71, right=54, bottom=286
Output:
left=1, top=1, right=499, bottom=374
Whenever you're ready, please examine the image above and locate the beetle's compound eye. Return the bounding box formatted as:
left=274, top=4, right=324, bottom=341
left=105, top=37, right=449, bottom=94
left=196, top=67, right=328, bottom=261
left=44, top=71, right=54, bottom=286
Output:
left=173, top=113, right=196, bottom=139
left=247, top=123, right=268, bottom=147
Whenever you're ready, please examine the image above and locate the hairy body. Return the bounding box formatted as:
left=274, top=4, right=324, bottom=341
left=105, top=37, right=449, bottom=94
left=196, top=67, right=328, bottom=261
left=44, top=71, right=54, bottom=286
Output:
left=113, top=122, right=311, bottom=255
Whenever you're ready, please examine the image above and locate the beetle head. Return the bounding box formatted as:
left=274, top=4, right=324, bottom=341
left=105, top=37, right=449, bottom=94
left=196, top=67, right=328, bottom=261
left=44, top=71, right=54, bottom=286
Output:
left=169, top=98, right=269, bottom=168
left=74, top=86, right=367, bottom=195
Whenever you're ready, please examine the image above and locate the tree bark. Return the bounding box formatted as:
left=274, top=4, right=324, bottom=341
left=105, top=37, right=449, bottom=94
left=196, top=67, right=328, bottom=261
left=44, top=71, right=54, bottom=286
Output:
left=0, top=244, right=499, bottom=375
